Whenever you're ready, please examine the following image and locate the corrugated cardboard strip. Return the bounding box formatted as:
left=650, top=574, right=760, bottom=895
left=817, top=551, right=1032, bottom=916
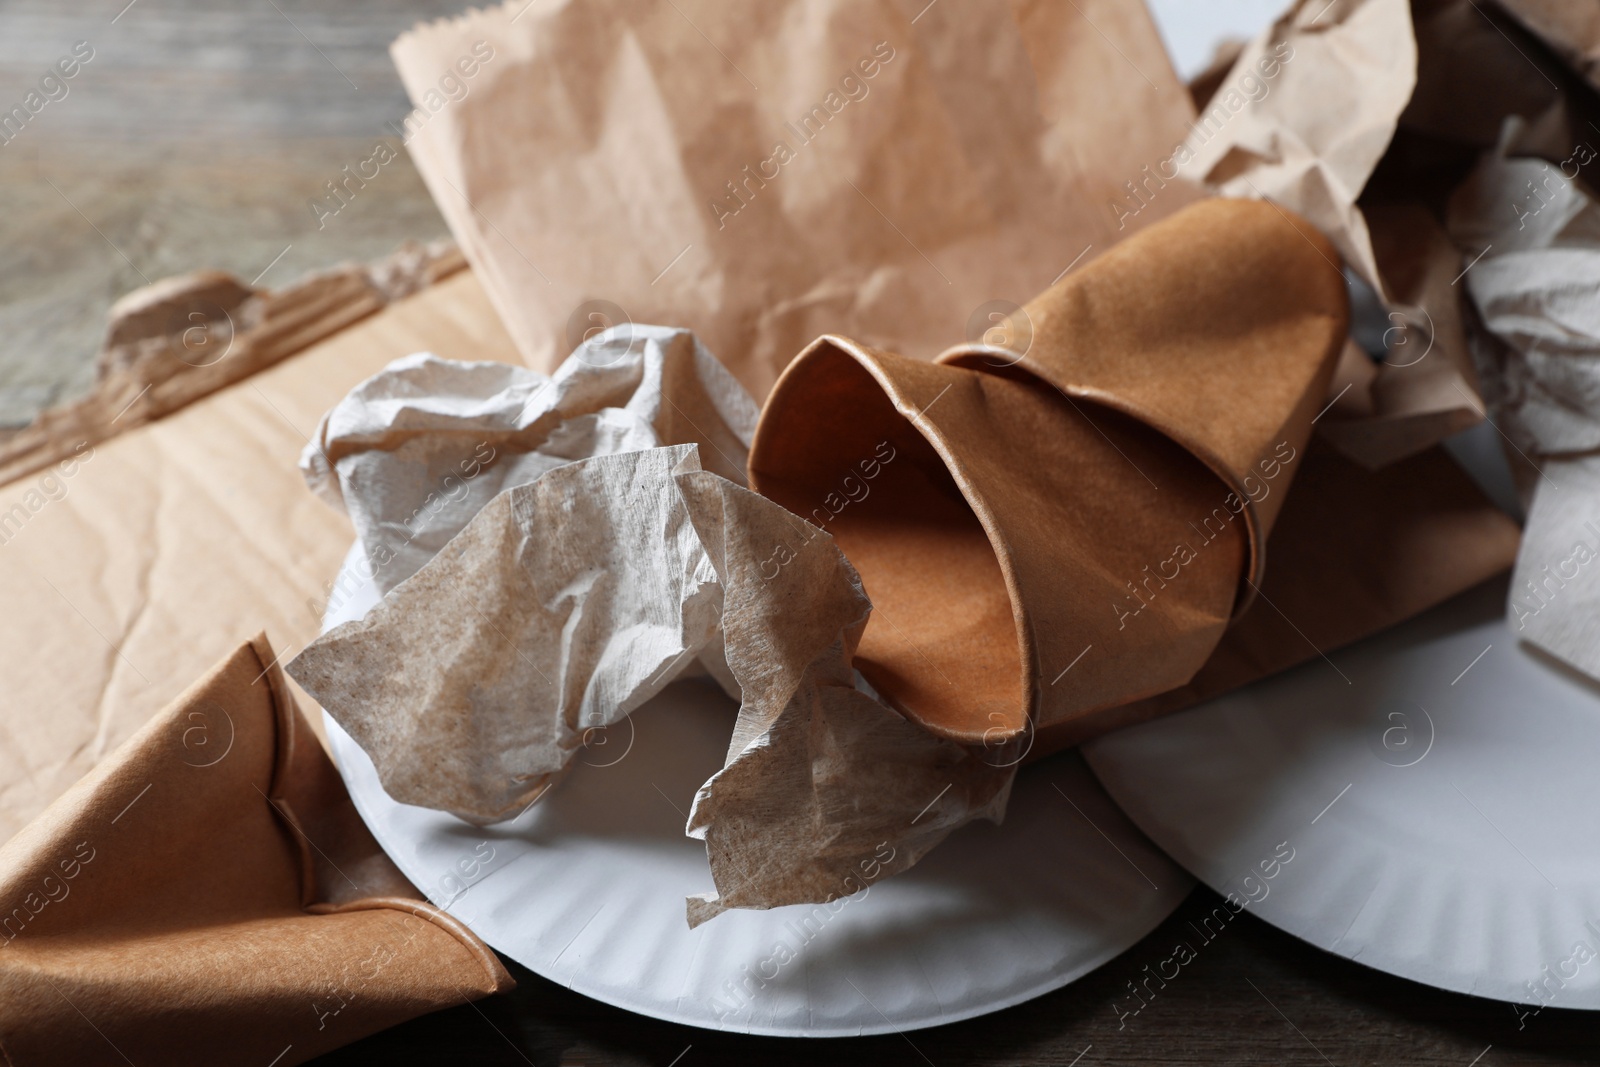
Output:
left=0, top=241, right=465, bottom=490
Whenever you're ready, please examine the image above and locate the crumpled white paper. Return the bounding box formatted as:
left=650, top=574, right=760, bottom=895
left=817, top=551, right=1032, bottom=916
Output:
left=1448, top=121, right=1600, bottom=679
left=300, top=324, right=759, bottom=594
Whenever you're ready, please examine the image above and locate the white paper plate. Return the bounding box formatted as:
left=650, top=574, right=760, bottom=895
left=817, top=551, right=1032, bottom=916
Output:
left=321, top=542, right=1191, bottom=1035
left=1085, top=429, right=1600, bottom=1009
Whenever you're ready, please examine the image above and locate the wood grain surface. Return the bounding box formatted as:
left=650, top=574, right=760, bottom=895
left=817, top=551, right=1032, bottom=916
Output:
left=2, top=2, right=1595, bottom=1065
left=0, top=0, right=460, bottom=427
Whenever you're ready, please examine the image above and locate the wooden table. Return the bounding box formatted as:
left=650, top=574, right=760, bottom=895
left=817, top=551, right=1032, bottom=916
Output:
left=4, top=3, right=1595, bottom=1064
left=0, top=0, right=457, bottom=428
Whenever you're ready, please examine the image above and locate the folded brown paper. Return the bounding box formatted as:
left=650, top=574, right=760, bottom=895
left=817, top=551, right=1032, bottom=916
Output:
left=1179, top=0, right=1414, bottom=299
left=1313, top=204, right=1484, bottom=467
left=750, top=199, right=1348, bottom=744
left=1175, top=0, right=1483, bottom=469
left=0, top=637, right=510, bottom=1067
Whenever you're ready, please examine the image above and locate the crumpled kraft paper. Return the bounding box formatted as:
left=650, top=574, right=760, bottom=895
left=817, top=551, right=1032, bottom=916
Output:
left=1446, top=129, right=1600, bottom=680
left=1313, top=202, right=1485, bottom=467
left=389, top=0, right=1201, bottom=399
left=301, top=324, right=758, bottom=595
left=1179, top=0, right=1600, bottom=467
left=1179, top=0, right=1416, bottom=296
left=0, top=636, right=511, bottom=1067
left=1175, top=0, right=1492, bottom=467
left=675, top=468, right=1012, bottom=926
left=291, top=445, right=725, bottom=824
left=1185, top=0, right=1594, bottom=287
left=1192, top=0, right=1600, bottom=471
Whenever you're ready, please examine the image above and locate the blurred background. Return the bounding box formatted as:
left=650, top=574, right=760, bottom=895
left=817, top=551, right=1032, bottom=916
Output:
left=0, top=0, right=1284, bottom=430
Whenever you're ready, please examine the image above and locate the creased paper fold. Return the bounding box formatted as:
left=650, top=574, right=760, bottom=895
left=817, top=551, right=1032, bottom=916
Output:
left=1180, top=0, right=1415, bottom=295
left=1183, top=0, right=1492, bottom=467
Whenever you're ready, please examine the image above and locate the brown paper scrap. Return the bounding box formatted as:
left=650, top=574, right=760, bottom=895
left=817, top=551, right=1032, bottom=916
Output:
left=0, top=636, right=510, bottom=1067
left=675, top=468, right=1012, bottom=927
left=1177, top=0, right=1600, bottom=468
left=290, top=445, right=724, bottom=824
left=1314, top=203, right=1484, bottom=467
left=1178, top=0, right=1416, bottom=296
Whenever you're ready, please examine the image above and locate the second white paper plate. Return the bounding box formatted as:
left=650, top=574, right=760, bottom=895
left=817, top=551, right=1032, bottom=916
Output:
left=322, top=543, right=1191, bottom=1036
left=1084, top=6, right=1600, bottom=1009
left=1086, top=488, right=1600, bottom=1010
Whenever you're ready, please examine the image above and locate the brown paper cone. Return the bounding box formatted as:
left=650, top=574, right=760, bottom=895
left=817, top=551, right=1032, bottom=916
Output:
left=0, top=637, right=511, bottom=1067
left=749, top=199, right=1350, bottom=745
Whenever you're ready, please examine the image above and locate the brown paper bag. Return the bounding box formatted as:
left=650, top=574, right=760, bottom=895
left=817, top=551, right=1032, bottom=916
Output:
left=390, top=0, right=1202, bottom=399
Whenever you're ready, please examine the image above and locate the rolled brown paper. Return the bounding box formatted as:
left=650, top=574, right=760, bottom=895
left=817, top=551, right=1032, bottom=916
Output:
left=748, top=199, right=1349, bottom=745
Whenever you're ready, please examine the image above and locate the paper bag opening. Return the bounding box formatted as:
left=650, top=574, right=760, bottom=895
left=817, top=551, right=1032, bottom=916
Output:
left=747, top=337, right=1026, bottom=746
